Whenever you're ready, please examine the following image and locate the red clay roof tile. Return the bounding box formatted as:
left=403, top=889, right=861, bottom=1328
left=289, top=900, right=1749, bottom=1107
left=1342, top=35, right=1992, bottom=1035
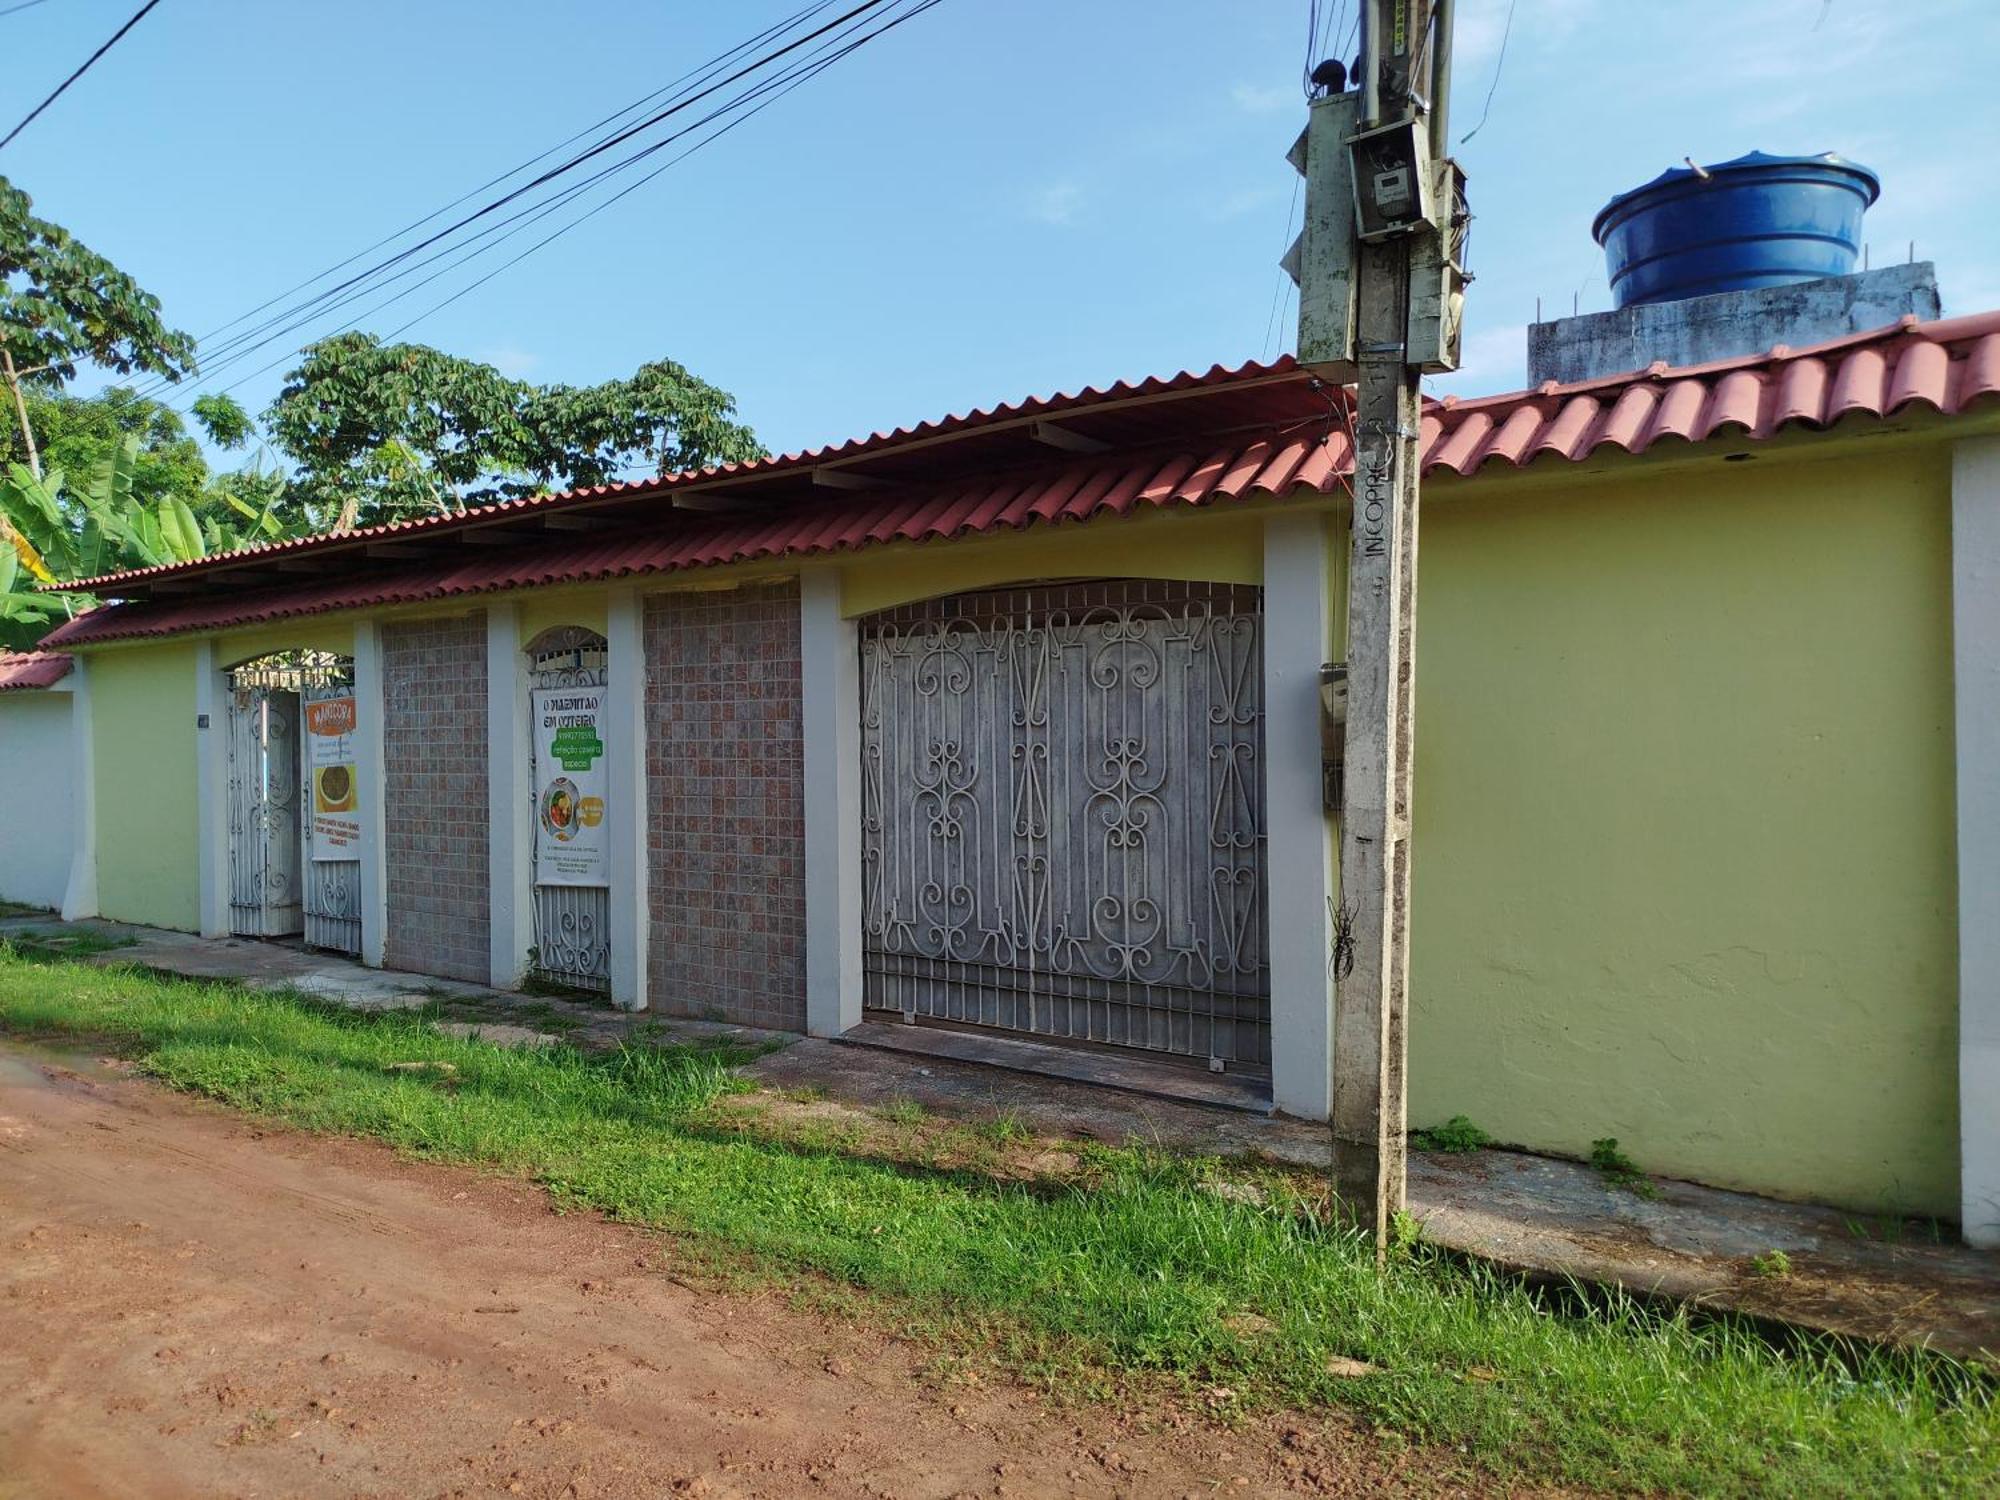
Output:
left=39, top=309, right=2000, bottom=651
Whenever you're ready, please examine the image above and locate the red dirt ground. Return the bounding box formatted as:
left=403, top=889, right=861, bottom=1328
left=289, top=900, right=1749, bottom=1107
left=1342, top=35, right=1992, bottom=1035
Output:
left=0, top=1047, right=1544, bottom=1499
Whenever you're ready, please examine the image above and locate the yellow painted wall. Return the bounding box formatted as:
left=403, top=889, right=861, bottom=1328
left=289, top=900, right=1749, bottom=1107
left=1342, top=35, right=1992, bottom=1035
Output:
left=215, top=618, right=356, bottom=668
left=89, top=640, right=200, bottom=931
left=839, top=505, right=1267, bottom=617
left=517, top=585, right=609, bottom=644
left=1407, top=446, right=1959, bottom=1216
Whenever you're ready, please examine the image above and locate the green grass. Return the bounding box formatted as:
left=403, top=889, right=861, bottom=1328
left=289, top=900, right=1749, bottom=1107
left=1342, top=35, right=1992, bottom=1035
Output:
left=4, top=927, right=138, bottom=960
left=0, top=947, right=1992, bottom=1498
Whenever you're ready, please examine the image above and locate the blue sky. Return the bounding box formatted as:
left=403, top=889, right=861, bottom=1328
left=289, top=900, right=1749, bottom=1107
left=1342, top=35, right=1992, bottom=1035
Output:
left=4, top=0, right=1997, bottom=460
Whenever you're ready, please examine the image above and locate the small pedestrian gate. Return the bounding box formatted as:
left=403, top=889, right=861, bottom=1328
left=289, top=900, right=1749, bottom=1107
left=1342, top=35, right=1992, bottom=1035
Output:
left=527, top=627, right=611, bottom=993
left=227, top=667, right=303, bottom=939
left=226, top=654, right=361, bottom=955
left=859, top=581, right=1271, bottom=1069
left=301, top=671, right=363, bottom=956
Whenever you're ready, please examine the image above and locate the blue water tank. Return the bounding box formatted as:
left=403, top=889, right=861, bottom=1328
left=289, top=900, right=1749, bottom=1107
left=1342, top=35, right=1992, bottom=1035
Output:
left=1592, top=151, right=1880, bottom=309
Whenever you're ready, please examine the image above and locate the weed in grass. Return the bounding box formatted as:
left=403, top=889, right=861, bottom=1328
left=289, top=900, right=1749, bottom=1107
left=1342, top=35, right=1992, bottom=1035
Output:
left=1410, top=1115, right=1495, bottom=1153
left=518, top=975, right=603, bottom=1004
left=1844, top=1213, right=1950, bottom=1246
left=879, top=1096, right=926, bottom=1127
left=1388, top=1209, right=1426, bottom=1255
left=0, top=955, right=1994, bottom=1499
left=981, top=1109, right=1031, bottom=1145
left=1752, top=1251, right=1794, bottom=1280
left=1590, top=1137, right=1660, bottom=1199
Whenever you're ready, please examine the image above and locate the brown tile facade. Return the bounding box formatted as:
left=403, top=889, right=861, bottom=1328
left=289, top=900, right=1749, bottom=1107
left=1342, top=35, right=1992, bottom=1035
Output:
left=382, top=612, right=491, bottom=983
left=644, top=583, right=806, bottom=1030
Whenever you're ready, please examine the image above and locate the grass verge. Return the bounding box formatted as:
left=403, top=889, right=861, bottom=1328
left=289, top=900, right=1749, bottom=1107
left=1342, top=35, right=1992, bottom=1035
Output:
left=0, top=947, right=1992, bottom=1498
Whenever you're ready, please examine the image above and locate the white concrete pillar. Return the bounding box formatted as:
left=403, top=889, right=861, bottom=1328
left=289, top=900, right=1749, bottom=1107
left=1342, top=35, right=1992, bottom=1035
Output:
left=801, top=568, right=863, bottom=1037
left=59, top=656, right=98, bottom=922
left=353, top=620, right=389, bottom=968
left=1954, top=436, right=2000, bottom=1247
left=194, top=639, right=232, bottom=939
left=605, top=587, right=650, bottom=1011
left=486, top=602, right=534, bottom=990
left=1263, top=511, right=1337, bottom=1119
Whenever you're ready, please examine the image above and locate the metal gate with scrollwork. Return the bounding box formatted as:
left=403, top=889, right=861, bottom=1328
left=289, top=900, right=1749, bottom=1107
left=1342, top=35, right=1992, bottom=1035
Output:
left=528, top=627, right=611, bottom=992
left=859, top=580, right=1270, bottom=1069
left=226, top=655, right=360, bottom=953
left=227, top=675, right=303, bottom=938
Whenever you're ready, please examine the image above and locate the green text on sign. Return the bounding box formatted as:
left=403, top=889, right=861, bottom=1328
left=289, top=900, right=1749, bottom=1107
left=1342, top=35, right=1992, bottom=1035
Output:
left=550, top=724, right=604, bottom=772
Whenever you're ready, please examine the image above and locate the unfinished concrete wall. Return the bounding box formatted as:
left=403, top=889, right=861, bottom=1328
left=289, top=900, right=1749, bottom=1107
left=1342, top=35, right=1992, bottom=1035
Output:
left=644, top=584, right=806, bottom=1030
left=382, top=612, right=491, bottom=983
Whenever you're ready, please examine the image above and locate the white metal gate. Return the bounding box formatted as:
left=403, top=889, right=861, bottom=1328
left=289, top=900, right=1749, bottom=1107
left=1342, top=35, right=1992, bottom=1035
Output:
left=302, top=671, right=363, bottom=956
left=528, top=627, right=611, bottom=992
left=227, top=674, right=303, bottom=938
left=226, top=655, right=360, bottom=953
left=860, top=580, right=1271, bottom=1069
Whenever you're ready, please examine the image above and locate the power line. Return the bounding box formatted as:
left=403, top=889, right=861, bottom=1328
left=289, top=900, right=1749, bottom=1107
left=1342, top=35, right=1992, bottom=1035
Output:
left=145, top=0, right=904, bottom=400
left=182, top=0, right=841, bottom=352
left=1458, top=0, right=1516, bottom=146
left=0, top=0, right=59, bottom=20
left=0, top=0, right=162, bottom=152
left=166, top=0, right=949, bottom=409
left=169, top=2, right=902, bottom=396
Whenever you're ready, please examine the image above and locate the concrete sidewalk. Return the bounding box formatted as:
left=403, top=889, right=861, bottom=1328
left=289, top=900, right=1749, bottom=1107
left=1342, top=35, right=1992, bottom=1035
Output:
left=5, top=912, right=1995, bottom=1362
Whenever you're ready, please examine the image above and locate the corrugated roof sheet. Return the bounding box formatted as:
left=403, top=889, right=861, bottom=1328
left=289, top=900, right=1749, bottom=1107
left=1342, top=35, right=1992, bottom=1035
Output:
left=0, top=651, right=72, bottom=691
left=40, top=309, right=2000, bottom=651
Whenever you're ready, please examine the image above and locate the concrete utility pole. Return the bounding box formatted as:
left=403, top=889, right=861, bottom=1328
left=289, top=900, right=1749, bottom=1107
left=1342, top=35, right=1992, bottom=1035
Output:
left=1286, top=0, right=1466, bottom=1252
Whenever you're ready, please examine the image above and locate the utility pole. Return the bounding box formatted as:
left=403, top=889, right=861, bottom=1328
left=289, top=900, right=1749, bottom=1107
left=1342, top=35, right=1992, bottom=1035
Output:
left=1285, top=0, right=1466, bottom=1253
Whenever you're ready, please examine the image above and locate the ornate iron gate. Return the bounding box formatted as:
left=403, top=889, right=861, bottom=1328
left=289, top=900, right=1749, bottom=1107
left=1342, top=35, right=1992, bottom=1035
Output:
left=301, top=667, right=363, bottom=956
left=227, top=671, right=303, bottom=939
left=860, top=580, right=1270, bottom=1069
left=528, top=627, right=611, bottom=992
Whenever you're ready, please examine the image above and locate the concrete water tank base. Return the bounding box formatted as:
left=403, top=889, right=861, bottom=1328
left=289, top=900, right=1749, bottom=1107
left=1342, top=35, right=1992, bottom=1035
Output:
left=1527, top=262, right=1941, bottom=386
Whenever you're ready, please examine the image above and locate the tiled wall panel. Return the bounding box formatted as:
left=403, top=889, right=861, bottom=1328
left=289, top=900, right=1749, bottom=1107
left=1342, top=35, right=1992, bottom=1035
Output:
left=644, top=584, right=806, bottom=1030
left=382, top=612, right=490, bottom=983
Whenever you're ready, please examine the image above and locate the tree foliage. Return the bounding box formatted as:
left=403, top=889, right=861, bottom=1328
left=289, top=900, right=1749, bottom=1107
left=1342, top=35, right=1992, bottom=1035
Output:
left=264, top=333, right=765, bottom=531
left=0, top=174, right=767, bottom=646
left=0, top=176, right=196, bottom=393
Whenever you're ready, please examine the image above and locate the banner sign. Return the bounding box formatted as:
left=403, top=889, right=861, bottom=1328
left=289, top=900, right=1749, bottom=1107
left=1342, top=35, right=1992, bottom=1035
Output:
left=305, top=694, right=361, bottom=861
left=532, top=686, right=609, bottom=887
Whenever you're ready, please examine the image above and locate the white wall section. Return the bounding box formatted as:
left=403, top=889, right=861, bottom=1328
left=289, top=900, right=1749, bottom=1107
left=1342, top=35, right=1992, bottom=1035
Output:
left=1954, top=436, right=2000, bottom=1248
left=353, top=621, right=388, bottom=967
left=800, top=568, right=863, bottom=1037
left=1262, top=512, right=1336, bottom=1120
left=605, top=587, right=649, bottom=1011
left=486, top=603, right=534, bottom=990
left=193, top=639, right=231, bottom=939
left=59, top=660, right=95, bottom=922
left=0, top=687, right=74, bottom=912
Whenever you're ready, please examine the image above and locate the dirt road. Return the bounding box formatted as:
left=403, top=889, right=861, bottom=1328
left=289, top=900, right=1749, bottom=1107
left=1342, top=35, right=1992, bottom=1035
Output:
left=0, top=1044, right=1495, bottom=1500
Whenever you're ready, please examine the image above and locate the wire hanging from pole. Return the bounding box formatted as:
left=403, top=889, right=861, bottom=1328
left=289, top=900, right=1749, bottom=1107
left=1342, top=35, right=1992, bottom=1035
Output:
left=0, top=0, right=163, bottom=151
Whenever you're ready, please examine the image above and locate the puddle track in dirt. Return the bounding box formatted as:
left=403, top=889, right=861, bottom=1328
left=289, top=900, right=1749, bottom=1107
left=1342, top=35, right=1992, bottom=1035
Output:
left=0, top=1041, right=1541, bottom=1500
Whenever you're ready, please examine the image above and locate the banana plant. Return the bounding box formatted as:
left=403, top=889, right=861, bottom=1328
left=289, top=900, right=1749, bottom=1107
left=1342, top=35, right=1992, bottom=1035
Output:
left=0, top=435, right=295, bottom=649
